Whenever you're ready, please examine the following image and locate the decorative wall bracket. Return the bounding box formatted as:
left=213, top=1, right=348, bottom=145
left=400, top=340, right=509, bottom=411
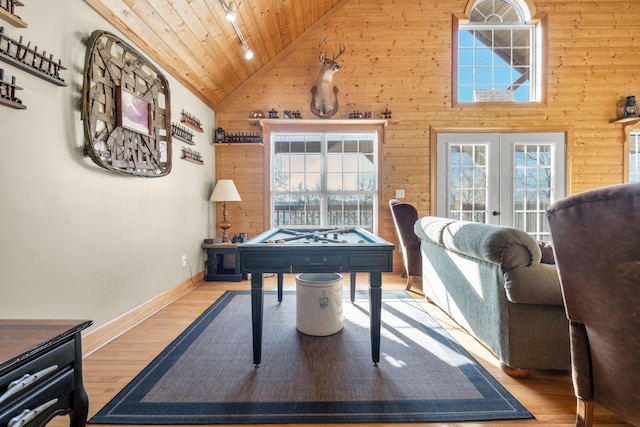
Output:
left=82, top=30, right=172, bottom=177
left=171, top=122, right=195, bottom=144
left=180, top=110, right=203, bottom=133
left=0, top=26, right=67, bottom=86
left=0, top=68, right=24, bottom=109
left=0, top=0, right=26, bottom=28
left=181, top=146, right=203, bottom=165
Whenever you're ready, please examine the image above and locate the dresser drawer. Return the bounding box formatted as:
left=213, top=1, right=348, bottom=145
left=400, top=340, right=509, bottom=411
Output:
left=240, top=253, right=291, bottom=271
left=344, top=253, right=392, bottom=271
left=0, top=368, right=74, bottom=427
left=0, top=339, right=75, bottom=407
left=291, top=254, right=342, bottom=272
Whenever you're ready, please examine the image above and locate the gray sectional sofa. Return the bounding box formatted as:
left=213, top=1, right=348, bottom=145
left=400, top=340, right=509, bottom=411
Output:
left=413, top=216, right=571, bottom=376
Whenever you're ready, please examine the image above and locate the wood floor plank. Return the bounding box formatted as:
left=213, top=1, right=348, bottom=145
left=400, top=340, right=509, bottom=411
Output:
left=50, top=273, right=632, bottom=427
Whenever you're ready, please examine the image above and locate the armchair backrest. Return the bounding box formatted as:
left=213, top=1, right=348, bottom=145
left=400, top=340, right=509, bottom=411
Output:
left=389, top=199, right=422, bottom=277
left=547, top=183, right=640, bottom=426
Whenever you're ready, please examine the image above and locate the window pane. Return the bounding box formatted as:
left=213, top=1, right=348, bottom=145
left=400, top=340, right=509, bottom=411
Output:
left=459, top=30, right=475, bottom=47
left=272, top=131, right=378, bottom=232
left=476, top=67, right=493, bottom=85
left=476, top=47, right=493, bottom=66
left=273, top=194, right=321, bottom=227
left=327, top=154, right=342, bottom=173
left=327, top=194, right=374, bottom=230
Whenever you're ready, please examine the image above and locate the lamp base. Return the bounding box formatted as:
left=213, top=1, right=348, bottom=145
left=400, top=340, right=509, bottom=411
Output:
left=219, top=221, right=232, bottom=242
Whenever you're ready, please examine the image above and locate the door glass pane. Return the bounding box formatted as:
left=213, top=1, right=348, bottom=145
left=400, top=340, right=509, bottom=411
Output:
left=438, top=131, right=565, bottom=237
left=629, top=130, right=640, bottom=183
left=513, top=144, right=553, bottom=240
left=448, top=144, right=488, bottom=223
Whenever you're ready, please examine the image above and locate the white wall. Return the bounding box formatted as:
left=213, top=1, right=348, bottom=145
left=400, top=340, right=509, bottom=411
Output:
left=0, top=1, right=216, bottom=329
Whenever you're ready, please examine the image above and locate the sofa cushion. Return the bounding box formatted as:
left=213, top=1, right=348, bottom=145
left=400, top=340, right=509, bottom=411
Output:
left=504, top=264, right=564, bottom=305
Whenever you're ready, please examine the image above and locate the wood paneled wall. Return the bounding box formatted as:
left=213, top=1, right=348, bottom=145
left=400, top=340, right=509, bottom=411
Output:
left=213, top=0, right=640, bottom=272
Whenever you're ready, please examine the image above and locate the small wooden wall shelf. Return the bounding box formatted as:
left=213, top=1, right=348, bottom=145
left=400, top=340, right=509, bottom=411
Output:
left=0, top=27, right=67, bottom=86
left=212, top=142, right=264, bottom=147
left=0, top=1, right=27, bottom=28
left=611, top=117, right=640, bottom=125
left=0, top=69, right=25, bottom=109
left=0, top=95, right=24, bottom=109
left=180, top=110, right=203, bottom=133
left=181, top=147, right=203, bottom=165
left=218, top=131, right=262, bottom=144
left=248, top=118, right=391, bottom=127
left=182, top=157, right=204, bottom=165
left=171, top=122, right=195, bottom=145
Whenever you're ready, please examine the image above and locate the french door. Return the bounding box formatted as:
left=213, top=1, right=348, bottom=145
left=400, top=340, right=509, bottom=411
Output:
left=436, top=132, right=565, bottom=240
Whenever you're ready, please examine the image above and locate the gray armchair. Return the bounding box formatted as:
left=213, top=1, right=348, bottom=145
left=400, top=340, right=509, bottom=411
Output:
left=389, top=199, right=422, bottom=293
left=547, top=183, right=640, bottom=427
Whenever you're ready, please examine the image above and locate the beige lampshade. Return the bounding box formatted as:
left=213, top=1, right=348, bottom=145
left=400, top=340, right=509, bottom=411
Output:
left=209, top=179, right=242, bottom=202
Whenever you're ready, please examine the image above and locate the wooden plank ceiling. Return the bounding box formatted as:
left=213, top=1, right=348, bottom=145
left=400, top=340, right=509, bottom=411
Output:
left=85, top=0, right=345, bottom=110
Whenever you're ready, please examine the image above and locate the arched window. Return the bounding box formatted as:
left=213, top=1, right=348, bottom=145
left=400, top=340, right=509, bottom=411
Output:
left=453, top=0, right=545, bottom=104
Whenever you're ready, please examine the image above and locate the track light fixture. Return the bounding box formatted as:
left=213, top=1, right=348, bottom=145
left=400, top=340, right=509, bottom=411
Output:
left=219, top=0, right=253, bottom=60
left=242, top=43, right=254, bottom=60
left=224, top=1, right=237, bottom=21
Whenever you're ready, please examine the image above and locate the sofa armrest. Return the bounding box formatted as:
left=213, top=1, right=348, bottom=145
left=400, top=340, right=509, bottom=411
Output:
left=414, top=216, right=456, bottom=244
left=504, top=263, right=564, bottom=305
left=442, top=221, right=540, bottom=271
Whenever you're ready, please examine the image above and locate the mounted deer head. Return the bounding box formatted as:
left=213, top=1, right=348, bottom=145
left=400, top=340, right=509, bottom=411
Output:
left=310, top=36, right=346, bottom=118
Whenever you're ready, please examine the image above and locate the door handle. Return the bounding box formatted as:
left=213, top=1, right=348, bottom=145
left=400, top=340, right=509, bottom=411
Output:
left=492, top=211, right=500, bottom=216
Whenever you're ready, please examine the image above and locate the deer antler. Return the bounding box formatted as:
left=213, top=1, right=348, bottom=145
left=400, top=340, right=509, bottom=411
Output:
left=318, top=36, right=347, bottom=61
left=318, top=35, right=331, bottom=52
left=333, top=41, right=347, bottom=62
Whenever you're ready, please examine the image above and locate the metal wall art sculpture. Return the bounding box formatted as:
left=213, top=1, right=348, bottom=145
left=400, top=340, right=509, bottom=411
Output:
left=82, top=30, right=171, bottom=177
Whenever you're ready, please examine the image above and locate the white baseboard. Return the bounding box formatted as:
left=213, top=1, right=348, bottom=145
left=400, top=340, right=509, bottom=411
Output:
left=81, top=271, right=204, bottom=356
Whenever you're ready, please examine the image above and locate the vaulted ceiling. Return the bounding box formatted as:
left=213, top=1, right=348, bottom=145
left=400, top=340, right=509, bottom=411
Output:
left=85, top=0, right=347, bottom=110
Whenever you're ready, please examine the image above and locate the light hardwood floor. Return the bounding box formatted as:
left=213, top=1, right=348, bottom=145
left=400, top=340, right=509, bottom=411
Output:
left=58, top=273, right=632, bottom=427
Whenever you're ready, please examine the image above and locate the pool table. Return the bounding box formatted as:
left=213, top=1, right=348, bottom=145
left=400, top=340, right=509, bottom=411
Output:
left=238, top=227, right=394, bottom=366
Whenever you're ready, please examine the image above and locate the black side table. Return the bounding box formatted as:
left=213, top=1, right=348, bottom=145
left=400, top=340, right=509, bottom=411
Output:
left=0, top=319, right=93, bottom=427
left=202, top=242, right=248, bottom=281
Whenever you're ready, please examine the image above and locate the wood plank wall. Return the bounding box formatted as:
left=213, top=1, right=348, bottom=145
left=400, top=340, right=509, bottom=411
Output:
left=213, top=0, right=640, bottom=272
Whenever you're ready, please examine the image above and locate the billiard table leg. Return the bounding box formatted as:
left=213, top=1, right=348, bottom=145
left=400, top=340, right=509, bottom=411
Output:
left=250, top=273, right=264, bottom=367
left=369, top=272, right=382, bottom=366
left=350, top=273, right=356, bottom=302
left=277, top=272, right=283, bottom=302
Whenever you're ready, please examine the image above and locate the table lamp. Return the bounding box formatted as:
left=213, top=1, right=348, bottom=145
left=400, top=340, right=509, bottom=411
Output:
left=209, top=179, right=242, bottom=242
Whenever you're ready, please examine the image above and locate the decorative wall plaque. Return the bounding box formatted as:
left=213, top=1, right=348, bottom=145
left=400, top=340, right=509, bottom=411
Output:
left=82, top=30, right=171, bottom=177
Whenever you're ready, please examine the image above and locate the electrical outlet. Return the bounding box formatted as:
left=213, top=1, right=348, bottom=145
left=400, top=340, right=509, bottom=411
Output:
left=395, top=189, right=406, bottom=199
left=181, top=255, right=187, bottom=267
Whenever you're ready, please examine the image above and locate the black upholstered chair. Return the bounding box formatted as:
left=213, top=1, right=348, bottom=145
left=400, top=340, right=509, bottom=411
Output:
left=389, top=199, right=422, bottom=293
left=547, top=183, right=640, bottom=427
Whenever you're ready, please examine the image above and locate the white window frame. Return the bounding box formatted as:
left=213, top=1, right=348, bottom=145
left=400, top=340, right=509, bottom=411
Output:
left=453, top=0, right=544, bottom=104
left=270, top=130, right=379, bottom=233
left=627, top=128, right=640, bottom=183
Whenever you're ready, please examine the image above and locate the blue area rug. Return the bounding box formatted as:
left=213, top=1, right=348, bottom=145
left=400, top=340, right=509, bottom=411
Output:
left=89, top=290, right=532, bottom=424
